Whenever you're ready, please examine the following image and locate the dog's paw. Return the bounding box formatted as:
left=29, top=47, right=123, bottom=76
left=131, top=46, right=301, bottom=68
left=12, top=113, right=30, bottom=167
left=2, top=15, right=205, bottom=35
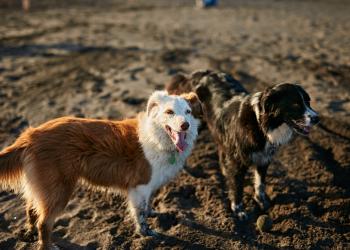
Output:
left=51, top=244, right=60, bottom=250
left=236, top=211, right=248, bottom=221
left=138, top=226, right=159, bottom=237
left=17, top=228, right=37, bottom=242
left=231, top=203, right=248, bottom=221
left=140, top=228, right=159, bottom=237
left=147, top=209, right=158, bottom=218
left=254, top=194, right=271, bottom=211
left=36, top=242, right=60, bottom=250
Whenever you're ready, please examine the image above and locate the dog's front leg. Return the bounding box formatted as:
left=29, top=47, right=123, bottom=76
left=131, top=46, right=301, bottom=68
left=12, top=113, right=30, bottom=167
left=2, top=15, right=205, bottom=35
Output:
left=128, top=187, right=158, bottom=237
left=146, top=202, right=158, bottom=218
left=226, top=160, right=248, bottom=220
left=218, top=147, right=226, bottom=169
left=253, top=164, right=271, bottom=211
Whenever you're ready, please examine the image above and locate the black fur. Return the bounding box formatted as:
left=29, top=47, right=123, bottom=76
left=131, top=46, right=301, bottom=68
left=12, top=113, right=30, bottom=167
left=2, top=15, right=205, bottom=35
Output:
left=166, top=70, right=319, bottom=218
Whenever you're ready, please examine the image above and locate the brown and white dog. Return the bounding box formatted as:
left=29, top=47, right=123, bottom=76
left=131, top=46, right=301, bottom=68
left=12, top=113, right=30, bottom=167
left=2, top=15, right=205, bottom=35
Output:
left=0, top=91, right=201, bottom=249
left=166, top=70, right=319, bottom=220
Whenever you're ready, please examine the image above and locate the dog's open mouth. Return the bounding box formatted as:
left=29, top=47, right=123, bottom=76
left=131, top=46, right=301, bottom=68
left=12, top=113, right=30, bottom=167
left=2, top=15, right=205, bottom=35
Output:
left=165, top=125, right=188, bottom=153
left=289, top=121, right=311, bottom=136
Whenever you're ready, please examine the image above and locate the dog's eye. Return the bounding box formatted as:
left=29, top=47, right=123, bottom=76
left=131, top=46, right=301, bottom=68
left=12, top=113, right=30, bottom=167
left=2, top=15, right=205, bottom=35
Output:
left=165, top=109, right=174, bottom=115
left=186, top=109, right=191, bottom=114
left=293, top=103, right=301, bottom=108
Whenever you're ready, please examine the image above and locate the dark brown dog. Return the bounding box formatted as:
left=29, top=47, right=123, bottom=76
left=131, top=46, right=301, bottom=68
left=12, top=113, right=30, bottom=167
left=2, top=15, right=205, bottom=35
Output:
left=166, top=70, right=319, bottom=219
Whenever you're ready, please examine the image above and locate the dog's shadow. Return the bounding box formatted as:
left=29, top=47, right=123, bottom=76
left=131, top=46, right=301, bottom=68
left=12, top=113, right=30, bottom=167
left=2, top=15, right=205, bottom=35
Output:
left=153, top=232, right=214, bottom=250
left=149, top=219, right=271, bottom=249
left=55, top=240, right=98, bottom=250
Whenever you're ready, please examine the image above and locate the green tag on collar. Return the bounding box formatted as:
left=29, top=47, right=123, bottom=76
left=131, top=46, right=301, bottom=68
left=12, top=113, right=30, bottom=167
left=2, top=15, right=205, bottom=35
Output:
left=168, top=152, right=176, bottom=165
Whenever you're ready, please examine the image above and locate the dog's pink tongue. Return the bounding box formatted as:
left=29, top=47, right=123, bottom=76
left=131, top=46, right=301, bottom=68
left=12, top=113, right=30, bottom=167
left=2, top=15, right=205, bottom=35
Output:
left=174, top=131, right=188, bottom=153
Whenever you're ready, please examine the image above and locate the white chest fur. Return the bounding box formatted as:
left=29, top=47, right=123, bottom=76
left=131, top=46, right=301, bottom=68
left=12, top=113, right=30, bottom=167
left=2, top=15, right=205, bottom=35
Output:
left=144, top=147, right=191, bottom=192
left=137, top=112, right=196, bottom=194
left=267, top=123, right=293, bottom=146
left=251, top=123, right=293, bottom=166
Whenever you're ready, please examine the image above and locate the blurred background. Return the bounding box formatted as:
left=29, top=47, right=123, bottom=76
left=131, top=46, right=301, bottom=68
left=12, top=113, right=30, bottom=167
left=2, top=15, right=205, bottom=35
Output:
left=0, top=0, right=349, bottom=249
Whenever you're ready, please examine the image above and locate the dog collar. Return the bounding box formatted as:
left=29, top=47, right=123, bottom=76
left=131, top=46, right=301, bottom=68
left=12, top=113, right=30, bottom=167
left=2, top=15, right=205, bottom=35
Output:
left=168, top=152, right=176, bottom=165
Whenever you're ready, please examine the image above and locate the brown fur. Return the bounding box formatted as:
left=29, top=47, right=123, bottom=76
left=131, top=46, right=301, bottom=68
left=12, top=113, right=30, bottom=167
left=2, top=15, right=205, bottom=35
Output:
left=0, top=116, right=151, bottom=249
left=0, top=143, right=26, bottom=188
left=180, top=92, right=203, bottom=119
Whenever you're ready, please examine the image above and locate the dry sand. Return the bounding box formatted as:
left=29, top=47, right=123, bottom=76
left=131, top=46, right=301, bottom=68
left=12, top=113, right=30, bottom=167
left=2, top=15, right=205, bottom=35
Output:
left=0, top=0, right=349, bottom=249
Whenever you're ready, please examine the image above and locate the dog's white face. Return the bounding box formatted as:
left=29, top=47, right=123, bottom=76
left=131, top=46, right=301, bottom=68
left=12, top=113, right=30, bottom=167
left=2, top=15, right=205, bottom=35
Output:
left=146, top=91, right=200, bottom=153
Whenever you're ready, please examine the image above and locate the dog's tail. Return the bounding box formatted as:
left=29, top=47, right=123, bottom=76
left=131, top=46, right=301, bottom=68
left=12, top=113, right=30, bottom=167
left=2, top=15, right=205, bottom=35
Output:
left=0, top=144, right=25, bottom=189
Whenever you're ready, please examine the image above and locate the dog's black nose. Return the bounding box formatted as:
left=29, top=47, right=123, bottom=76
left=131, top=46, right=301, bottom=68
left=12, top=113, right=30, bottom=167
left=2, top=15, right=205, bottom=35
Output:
left=311, top=115, right=320, bottom=125
left=181, top=122, right=189, bottom=131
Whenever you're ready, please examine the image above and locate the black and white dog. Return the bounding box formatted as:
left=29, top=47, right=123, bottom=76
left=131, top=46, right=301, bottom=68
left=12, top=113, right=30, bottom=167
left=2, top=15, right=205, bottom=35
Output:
left=166, top=70, right=319, bottom=219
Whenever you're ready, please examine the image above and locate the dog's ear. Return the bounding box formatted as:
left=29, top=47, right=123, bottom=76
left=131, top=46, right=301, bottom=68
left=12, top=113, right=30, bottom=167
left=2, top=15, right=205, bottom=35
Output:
left=181, top=92, right=203, bottom=118
left=261, top=87, right=282, bottom=115
left=194, top=84, right=210, bottom=102
left=166, top=74, right=188, bottom=95
left=147, top=91, right=166, bottom=117
left=147, top=101, right=158, bottom=117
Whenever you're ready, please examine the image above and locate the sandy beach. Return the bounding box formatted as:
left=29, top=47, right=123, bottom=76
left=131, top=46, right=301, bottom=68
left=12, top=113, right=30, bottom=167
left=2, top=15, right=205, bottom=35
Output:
left=0, top=0, right=349, bottom=249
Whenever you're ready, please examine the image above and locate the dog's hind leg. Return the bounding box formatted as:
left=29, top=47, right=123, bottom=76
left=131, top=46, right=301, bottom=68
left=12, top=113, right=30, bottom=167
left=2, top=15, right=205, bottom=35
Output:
left=253, top=164, right=271, bottom=211
left=22, top=200, right=38, bottom=241
left=26, top=201, right=37, bottom=232
left=36, top=209, right=56, bottom=250
left=128, top=185, right=157, bottom=237
left=27, top=175, right=76, bottom=250
left=35, top=183, right=75, bottom=250
left=17, top=199, right=39, bottom=242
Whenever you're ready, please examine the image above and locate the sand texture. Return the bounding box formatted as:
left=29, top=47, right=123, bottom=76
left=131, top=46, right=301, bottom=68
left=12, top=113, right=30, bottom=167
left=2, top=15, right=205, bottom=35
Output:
left=0, top=0, right=349, bottom=249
